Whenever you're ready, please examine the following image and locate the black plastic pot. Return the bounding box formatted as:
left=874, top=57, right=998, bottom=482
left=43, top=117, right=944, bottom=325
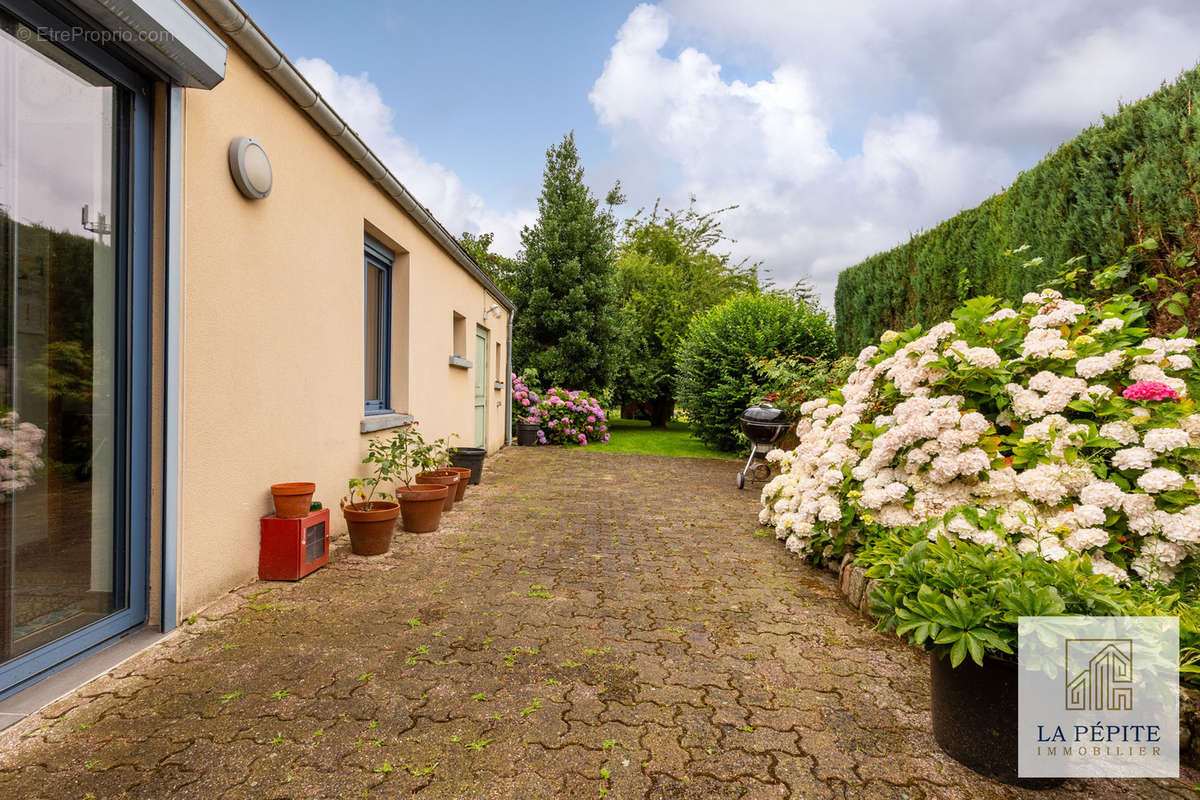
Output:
left=930, top=653, right=1063, bottom=789
left=448, top=447, right=486, bottom=485
left=516, top=422, right=540, bottom=446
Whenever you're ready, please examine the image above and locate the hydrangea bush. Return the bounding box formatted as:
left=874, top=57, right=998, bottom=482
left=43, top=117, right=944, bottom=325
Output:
left=512, top=373, right=609, bottom=446
left=760, top=290, right=1200, bottom=589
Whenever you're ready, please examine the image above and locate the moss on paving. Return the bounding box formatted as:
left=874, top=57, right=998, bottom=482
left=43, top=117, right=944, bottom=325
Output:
left=0, top=448, right=1193, bottom=798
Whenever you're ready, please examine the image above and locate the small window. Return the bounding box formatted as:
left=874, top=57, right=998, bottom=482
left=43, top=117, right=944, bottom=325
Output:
left=495, top=342, right=502, bottom=382
left=452, top=312, right=467, bottom=358
left=364, top=236, right=393, bottom=413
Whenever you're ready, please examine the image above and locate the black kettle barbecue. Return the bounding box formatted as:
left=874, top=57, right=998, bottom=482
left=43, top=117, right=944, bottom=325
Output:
left=736, top=404, right=792, bottom=489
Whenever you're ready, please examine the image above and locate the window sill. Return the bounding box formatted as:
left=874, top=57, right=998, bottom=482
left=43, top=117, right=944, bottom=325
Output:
left=360, top=412, right=414, bottom=434
left=493, top=380, right=504, bottom=390
left=449, top=355, right=473, bottom=369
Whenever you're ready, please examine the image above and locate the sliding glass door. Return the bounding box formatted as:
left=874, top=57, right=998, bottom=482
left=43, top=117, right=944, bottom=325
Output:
left=0, top=2, right=149, bottom=694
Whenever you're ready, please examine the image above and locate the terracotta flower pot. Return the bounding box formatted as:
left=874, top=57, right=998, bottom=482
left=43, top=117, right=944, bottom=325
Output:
left=443, top=467, right=471, bottom=501
left=341, top=499, right=400, bottom=555
left=270, top=482, right=316, bottom=519
left=396, top=484, right=447, bottom=532
left=416, top=470, right=460, bottom=511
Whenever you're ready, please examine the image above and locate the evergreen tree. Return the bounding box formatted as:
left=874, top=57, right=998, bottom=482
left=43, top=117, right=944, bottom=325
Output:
left=511, top=132, right=620, bottom=392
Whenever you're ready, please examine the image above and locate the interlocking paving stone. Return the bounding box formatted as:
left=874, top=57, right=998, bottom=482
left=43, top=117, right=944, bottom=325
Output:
left=0, top=447, right=1197, bottom=798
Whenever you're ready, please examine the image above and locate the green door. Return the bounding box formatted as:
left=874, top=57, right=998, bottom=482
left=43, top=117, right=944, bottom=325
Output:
left=474, top=327, right=488, bottom=447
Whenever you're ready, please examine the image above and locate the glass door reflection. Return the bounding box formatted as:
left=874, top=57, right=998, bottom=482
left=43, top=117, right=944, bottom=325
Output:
left=0, top=11, right=125, bottom=662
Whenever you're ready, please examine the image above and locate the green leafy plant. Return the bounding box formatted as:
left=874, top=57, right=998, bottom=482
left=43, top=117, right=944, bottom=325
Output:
left=751, top=353, right=855, bottom=422
left=864, top=529, right=1195, bottom=670
left=347, top=424, right=443, bottom=510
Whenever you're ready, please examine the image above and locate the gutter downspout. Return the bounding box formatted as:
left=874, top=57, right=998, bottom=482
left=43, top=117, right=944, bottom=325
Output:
left=190, top=0, right=514, bottom=313
left=505, top=311, right=513, bottom=447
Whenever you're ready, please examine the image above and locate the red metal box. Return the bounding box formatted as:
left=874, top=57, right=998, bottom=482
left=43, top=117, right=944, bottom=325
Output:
left=259, top=507, right=329, bottom=581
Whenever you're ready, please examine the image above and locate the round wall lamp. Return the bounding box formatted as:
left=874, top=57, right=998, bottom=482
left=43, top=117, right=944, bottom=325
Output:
left=228, top=136, right=273, bottom=199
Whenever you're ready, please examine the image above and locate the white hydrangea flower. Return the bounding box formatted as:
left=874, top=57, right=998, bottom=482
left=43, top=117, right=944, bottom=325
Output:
left=1167, top=354, right=1193, bottom=371
left=1090, top=555, right=1128, bottom=583
left=1136, top=467, right=1185, bottom=494
left=1163, top=337, right=1197, bottom=354
left=1112, top=447, right=1155, bottom=471
left=1064, top=527, right=1110, bottom=551
left=1075, top=351, right=1123, bottom=379
left=1143, top=427, right=1190, bottom=454
left=1021, top=329, right=1069, bottom=359
left=1078, top=481, right=1125, bottom=509
left=1028, top=299, right=1086, bottom=328
left=1099, top=421, right=1138, bottom=445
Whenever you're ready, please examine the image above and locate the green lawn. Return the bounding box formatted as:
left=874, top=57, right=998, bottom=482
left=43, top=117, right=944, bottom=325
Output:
left=584, top=418, right=737, bottom=459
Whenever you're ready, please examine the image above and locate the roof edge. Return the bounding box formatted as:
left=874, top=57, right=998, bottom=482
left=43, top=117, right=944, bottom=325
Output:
left=189, top=0, right=515, bottom=311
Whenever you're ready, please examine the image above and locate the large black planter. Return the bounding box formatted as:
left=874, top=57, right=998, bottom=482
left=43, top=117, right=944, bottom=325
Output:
left=448, top=447, right=486, bottom=485
left=516, top=422, right=540, bottom=446
left=930, top=654, right=1063, bottom=789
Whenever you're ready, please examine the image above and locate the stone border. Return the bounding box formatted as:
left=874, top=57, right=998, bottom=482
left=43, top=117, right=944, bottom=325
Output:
left=835, top=555, right=1200, bottom=768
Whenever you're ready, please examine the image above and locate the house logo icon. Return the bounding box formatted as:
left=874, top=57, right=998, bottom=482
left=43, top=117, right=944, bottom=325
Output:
left=1065, top=638, right=1133, bottom=711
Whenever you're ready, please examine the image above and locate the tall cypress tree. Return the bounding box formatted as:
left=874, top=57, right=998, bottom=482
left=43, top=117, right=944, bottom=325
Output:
left=511, top=132, right=619, bottom=392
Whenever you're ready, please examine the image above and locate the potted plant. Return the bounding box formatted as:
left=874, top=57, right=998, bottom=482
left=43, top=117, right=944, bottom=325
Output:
left=388, top=425, right=448, bottom=532
left=341, top=436, right=402, bottom=555
left=862, top=532, right=1135, bottom=788
left=415, top=436, right=460, bottom=512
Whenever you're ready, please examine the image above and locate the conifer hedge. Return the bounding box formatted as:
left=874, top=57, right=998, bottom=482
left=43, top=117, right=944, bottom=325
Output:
left=834, top=66, right=1200, bottom=354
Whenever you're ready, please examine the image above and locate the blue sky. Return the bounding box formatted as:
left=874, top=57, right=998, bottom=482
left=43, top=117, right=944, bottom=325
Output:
left=241, top=0, right=640, bottom=209
left=240, top=1, right=1200, bottom=308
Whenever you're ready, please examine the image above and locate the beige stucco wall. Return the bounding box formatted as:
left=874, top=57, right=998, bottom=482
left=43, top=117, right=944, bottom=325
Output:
left=175, top=26, right=511, bottom=617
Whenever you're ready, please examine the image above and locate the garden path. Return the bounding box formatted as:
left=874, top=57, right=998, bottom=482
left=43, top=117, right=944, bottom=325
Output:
left=0, top=447, right=1195, bottom=798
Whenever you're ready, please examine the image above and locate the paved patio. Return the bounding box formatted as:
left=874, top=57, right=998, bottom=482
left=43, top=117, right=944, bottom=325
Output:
left=0, top=447, right=1195, bottom=799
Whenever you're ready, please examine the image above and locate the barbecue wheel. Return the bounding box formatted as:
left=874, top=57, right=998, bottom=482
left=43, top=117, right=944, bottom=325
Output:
left=753, top=464, right=772, bottom=481
left=736, top=471, right=745, bottom=490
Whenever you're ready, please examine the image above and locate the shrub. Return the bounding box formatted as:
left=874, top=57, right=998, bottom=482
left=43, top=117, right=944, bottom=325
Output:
left=675, top=293, right=835, bottom=451
left=834, top=65, right=1200, bottom=354
left=763, top=289, right=1200, bottom=583
left=521, top=386, right=608, bottom=446
left=761, top=285, right=1200, bottom=674
left=751, top=354, right=855, bottom=422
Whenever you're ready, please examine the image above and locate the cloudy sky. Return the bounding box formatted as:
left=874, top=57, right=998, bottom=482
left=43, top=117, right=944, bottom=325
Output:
left=242, top=0, right=1200, bottom=309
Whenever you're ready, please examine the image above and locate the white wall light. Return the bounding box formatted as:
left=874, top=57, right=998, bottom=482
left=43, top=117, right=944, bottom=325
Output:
left=228, top=136, right=273, bottom=199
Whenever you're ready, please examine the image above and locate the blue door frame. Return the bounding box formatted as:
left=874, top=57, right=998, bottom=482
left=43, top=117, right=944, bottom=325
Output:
left=0, top=0, right=152, bottom=698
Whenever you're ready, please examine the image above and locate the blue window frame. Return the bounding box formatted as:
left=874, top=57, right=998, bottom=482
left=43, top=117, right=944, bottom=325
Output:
left=364, top=236, right=394, bottom=414
left=0, top=0, right=151, bottom=698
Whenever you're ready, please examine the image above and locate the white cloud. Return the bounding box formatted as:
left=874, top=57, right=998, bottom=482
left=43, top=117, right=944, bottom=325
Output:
left=589, top=5, right=1012, bottom=308
left=589, top=2, right=1200, bottom=310
left=294, top=57, right=532, bottom=255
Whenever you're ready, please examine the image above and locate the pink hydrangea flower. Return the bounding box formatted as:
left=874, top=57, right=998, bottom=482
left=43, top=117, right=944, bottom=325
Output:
left=1122, top=381, right=1179, bottom=401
